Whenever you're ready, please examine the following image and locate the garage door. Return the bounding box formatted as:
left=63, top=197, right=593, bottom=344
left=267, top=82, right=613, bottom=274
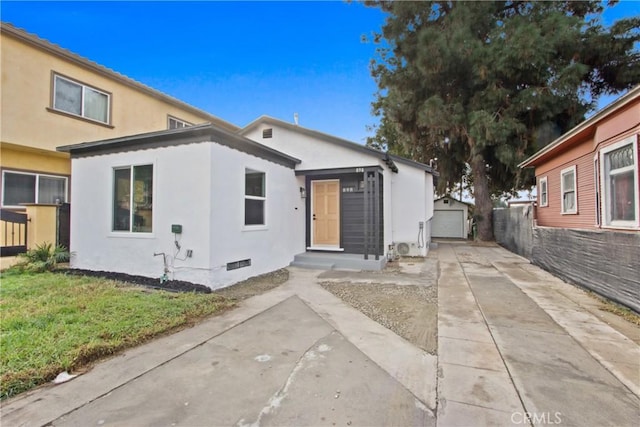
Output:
left=432, top=210, right=465, bottom=238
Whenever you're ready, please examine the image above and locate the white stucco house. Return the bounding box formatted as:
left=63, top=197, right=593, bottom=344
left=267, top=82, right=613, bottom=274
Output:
left=58, top=118, right=437, bottom=289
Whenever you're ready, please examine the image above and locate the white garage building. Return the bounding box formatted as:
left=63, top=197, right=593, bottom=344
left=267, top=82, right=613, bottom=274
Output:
left=432, top=196, right=472, bottom=239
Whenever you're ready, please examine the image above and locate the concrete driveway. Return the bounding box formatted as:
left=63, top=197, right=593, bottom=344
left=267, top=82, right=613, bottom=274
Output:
left=1, top=243, right=638, bottom=426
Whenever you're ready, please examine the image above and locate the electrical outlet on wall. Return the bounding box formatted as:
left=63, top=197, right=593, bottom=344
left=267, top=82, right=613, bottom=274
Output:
left=186, top=249, right=193, bottom=258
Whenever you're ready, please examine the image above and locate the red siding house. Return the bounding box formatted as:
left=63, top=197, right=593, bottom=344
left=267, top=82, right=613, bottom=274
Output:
left=520, top=86, right=639, bottom=232
left=515, top=86, right=639, bottom=313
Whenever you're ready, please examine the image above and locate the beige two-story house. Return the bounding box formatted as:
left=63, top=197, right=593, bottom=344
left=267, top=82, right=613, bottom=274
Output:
left=0, top=22, right=236, bottom=253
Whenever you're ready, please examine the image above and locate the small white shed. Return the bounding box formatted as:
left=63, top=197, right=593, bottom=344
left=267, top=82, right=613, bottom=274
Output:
left=432, top=196, right=471, bottom=239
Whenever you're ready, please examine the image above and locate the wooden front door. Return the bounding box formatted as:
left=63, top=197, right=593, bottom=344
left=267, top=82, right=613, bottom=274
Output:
left=312, top=180, right=340, bottom=246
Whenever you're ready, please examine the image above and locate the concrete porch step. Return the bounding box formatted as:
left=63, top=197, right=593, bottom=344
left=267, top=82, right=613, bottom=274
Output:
left=289, top=260, right=336, bottom=270
left=291, top=252, right=386, bottom=271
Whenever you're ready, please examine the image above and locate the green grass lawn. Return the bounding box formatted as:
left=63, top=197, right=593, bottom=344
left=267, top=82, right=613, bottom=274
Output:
left=0, top=272, right=234, bottom=400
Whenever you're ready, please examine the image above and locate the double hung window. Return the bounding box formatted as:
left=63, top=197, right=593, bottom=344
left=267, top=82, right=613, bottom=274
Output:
left=601, top=137, right=638, bottom=227
left=245, top=169, right=265, bottom=226
left=538, top=176, right=548, bottom=207
left=561, top=166, right=577, bottom=214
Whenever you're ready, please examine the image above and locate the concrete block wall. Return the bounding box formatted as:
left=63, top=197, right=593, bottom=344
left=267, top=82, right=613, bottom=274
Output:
left=494, top=207, right=640, bottom=313
left=493, top=206, right=534, bottom=259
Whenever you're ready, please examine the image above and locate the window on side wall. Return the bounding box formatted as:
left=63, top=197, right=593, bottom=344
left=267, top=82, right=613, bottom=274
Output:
left=244, top=169, right=265, bottom=226
left=1, top=171, right=67, bottom=208
left=560, top=166, right=577, bottom=214
left=601, top=136, right=638, bottom=227
left=538, top=176, right=548, bottom=207
left=53, top=74, right=110, bottom=124
left=168, top=116, right=192, bottom=129
left=113, top=165, right=153, bottom=233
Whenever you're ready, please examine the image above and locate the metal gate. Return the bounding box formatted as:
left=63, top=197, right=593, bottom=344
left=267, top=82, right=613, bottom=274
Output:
left=1, top=209, right=28, bottom=257
left=57, top=203, right=71, bottom=250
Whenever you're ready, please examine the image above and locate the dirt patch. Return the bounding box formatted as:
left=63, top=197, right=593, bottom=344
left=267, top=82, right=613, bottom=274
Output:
left=321, top=278, right=437, bottom=355
left=64, top=269, right=213, bottom=293
left=214, top=269, right=289, bottom=301
left=63, top=268, right=290, bottom=298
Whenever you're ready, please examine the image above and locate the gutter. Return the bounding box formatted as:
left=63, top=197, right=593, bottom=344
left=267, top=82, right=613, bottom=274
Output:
left=519, top=85, right=640, bottom=168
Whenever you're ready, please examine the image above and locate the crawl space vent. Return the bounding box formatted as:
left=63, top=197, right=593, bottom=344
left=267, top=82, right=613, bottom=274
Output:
left=227, top=259, right=251, bottom=271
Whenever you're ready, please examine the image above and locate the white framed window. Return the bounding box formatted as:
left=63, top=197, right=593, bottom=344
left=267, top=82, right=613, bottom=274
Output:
left=594, top=155, right=600, bottom=226
left=113, top=165, right=153, bottom=233
left=53, top=74, right=110, bottom=124
left=244, top=169, right=265, bottom=226
left=560, top=166, right=577, bottom=214
left=1, top=170, right=68, bottom=208
left=538, top=176, right=548, bottom=207
left=168, top=116, right=192, bottom=130
left=600, top=135, right=638, bottom=228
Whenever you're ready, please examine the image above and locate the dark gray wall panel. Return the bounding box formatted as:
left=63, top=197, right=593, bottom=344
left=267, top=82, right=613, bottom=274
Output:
left=342, top=191, right=364, bottom=254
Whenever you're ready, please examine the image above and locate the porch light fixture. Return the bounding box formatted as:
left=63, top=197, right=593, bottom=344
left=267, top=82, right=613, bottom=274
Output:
left=300, top=187, right=307, bottom=199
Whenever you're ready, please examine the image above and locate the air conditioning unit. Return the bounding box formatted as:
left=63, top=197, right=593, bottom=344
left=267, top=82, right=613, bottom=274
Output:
left=394, top=242, right=422, bottom=257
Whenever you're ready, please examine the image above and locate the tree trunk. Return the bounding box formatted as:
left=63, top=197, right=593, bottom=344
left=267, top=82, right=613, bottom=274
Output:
left=470, top=153, right=494, bottom=241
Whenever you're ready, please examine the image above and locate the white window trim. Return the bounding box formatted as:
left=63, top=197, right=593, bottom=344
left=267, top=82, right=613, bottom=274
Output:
left=53, top=73, right=111, bottom=124
left=109, top=163, right=155, bottom=236
left=538, top=176, right=548, bottom=207
left=599, top=135, right=639, bottom=229
left=594, top=154, right=600, bottom=227
left=560, top=165, right=578, bottom=215
left=243, top=169, right=267, bottom=229
left=167, top=115, right=192, bottom=129
left=1, top=170, right=68, bottom=208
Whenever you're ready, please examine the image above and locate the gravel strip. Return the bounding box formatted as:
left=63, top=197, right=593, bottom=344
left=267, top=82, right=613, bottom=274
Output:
left=321, top=281, right=438, bottom=354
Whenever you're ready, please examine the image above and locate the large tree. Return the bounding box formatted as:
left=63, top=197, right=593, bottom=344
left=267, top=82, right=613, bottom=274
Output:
left=366, top=1, right=639, bottom=240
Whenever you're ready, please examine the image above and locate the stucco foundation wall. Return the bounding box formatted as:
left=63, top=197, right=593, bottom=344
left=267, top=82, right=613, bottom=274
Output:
left=494, top=207, right=640, bottom=313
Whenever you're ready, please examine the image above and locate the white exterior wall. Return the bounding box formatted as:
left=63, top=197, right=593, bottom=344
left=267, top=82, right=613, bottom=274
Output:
left=244, top=125, right=379, bottom=170
left=390, top=166, right=432, bottom=256
left=243, top=121, right=435, bottom=258
left=424, top=173, right=434, bottom=244
left=70, top=142, right=214, bottom=284
left=208, top=143, right=305, bottom=288
left=70, top=141, right=304, bottom=289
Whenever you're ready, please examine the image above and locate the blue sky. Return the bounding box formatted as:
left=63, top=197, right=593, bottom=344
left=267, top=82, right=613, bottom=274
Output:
left=1, top=1, right=638, bottom=143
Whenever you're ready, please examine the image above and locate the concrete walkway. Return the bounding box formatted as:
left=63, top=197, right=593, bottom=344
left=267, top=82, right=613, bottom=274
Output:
left=1, top=268, right=437, bottom=427
left=437, top=242, right=639, bottom=427
left=1, top=242, right=638, bottom=426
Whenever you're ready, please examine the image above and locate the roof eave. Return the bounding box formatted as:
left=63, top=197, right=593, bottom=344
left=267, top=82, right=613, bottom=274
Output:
left=57, top=124, right=301, bottom=168
left=1, top=22, right=239, bottom=132
left=240, top=116, right=437, bottom=175
left=519, top=85, right=640, bottom=169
